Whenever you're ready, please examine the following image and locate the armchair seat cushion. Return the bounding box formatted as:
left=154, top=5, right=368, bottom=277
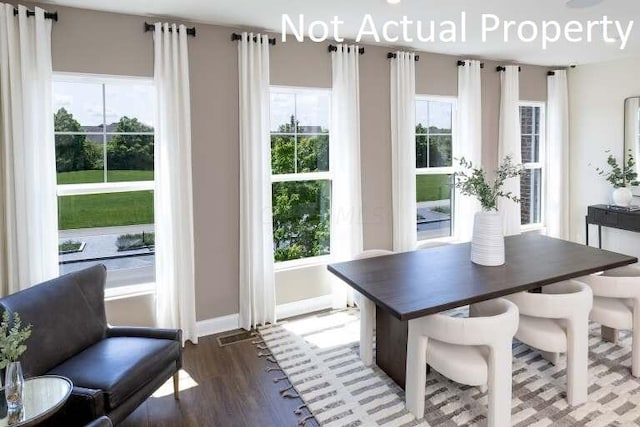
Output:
left=48, top=337, right=180, bottom=410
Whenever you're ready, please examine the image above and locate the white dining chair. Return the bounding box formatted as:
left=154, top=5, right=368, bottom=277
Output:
left=405, top=299, right=519, bottom=426
left=353, top=249, right=394, bottom=366
left=504, top=281, right=593, bottom=405
left=579, top=265, right=640, bottom=377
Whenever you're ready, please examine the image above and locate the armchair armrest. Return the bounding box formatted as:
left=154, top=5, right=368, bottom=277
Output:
left=107, top=326, right=182, bottom=342
left=71, top=386, right=106, bottom=418
left=47, top=386, right=105, bottom=425
left=85, top=416, right=113, bottom=427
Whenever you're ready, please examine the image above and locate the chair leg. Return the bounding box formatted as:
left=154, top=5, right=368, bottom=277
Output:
left=566, top=316, right=589, bottom=405
left=173, top=371, right=180, bottom=400
left=601, top=326, right=619, bottom=344
left=360, top=296, right=375, bottom=366
left=405, top=320, right=428, bottom=419
left=487, top=343, right=513, bottom=427
left=539, top=350, right=560, bottom=365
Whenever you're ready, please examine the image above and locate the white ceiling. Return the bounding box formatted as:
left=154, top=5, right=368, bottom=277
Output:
left=39, top=0, right=640, bottom=66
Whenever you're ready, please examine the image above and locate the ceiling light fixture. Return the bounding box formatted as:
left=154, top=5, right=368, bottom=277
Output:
left=387, top=0, right=401, bottom=4
left=566, top=0, right=604, bottom=8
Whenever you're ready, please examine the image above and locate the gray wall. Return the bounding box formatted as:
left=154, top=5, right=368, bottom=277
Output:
left=30, top=2, right=551, bottom=323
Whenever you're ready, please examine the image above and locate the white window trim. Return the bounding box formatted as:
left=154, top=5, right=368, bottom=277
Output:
left=274, top=254, right=332, bottom=272
left=415, top=95, right=457, bottom=245
left=105, top=282, right=155, bottom=300
left=270, top=86, right=332, bottom=266
left=519, top=101, right=546, bottom=231
left=54, top=73, right=156, bottom=295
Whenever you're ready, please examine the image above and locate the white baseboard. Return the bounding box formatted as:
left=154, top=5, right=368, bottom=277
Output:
left=196, top=294, right=333, bottom=338
left=276, top=294, right=333, bottom=320
left=196, top=313, right=239, bottom=338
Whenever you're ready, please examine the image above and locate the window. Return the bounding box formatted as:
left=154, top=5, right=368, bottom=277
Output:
left=519, top=102, right=545, bottom=227
left=53, top=75, right=155, bottom=291
left=415, top=97, right=456, bottom=241
left=270, top=88, right=331, bottom=263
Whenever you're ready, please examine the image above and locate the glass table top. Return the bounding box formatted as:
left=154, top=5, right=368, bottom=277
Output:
left=0, top=376, right=73, bottom=427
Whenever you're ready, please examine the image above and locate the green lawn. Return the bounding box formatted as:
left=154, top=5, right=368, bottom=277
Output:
left=416, top=174, right=452, bottom=202
left=58, top=170, right=154, bottom=230
left=57, top=169, right=154, bottom=184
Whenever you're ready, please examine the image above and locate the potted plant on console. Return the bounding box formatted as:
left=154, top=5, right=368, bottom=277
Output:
left=0, top=311, right=32, bottom=411
left=455, top=155, right=522, bottom=266
left=595, top=149, right=639, bottom=207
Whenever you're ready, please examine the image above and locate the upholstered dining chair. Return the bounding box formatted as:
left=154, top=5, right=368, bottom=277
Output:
left=579, top=265, right=640, bottom=377
left=405, top=299, right=519, bottom=426
left=353, top=249, right=394, bottom=366
left=504, top=281, right=593, bottom=405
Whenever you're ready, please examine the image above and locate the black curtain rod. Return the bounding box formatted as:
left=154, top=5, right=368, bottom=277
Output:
left=387, top=52, right=419, bottom=61
left=457, top=60, right=485, bottom=69
left=231, top=33, right=276, bottom=45
left=144, top=22, right=196, bottom=37
left=13, top=8, right=58, bottom=21
left=548, top=71, right=556, bottom=76
left=328, top=45, right=365, bottom=55
left=496, top=66, right=522, bottom=72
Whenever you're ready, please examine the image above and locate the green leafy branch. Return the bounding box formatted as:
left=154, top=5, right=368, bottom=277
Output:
left=454, top=155, right=523, bottom=212
left=594, top=149, right=640, bottom=188
left=0, top=311, right=32, bottom=369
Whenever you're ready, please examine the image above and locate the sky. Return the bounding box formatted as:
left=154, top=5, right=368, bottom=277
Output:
left=53, top=80, right=155, bottom=128
left=54, top=81, right=451, bottom=132
left=271, top=91, right=330, bottom=132
left=416, top=100, right=452, bottom=131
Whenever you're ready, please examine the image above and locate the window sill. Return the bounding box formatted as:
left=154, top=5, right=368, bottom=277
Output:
left=416, top=236, right=458, bottom=247
left=105, top=282, right=155, bottom=301
left=521, top=224, right=546, bottom=233
left=274, top=255, right=331, bottom=272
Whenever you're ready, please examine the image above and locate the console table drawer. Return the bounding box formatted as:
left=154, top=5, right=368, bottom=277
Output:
left=619, top=213, right=640, bottom=232
left=590, top=208, right=618, bottom=226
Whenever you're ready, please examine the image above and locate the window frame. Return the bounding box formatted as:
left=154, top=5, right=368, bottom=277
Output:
left=415, top=95, right=458, bottom=245
left=53, top=73, right=156, bottom=298
left=269, top=86, right=332, bottom=270
left=519, top=100, right=546, bottom=232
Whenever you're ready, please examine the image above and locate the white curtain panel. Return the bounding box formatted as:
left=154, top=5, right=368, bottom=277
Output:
left=498, top=66, right=522, bottom=236
left=0, top=4, right=58, bottom=296
left=545, top=70, right=570, bottom=240
left=153, top=23, right=198, bottom=344
left=330, top=44, right=364, bottom=308
left=237, top=33, right=276, bottom=330
left=390, top=52, right=417, bottom=252
left=454, top=60, right=483, bottom=242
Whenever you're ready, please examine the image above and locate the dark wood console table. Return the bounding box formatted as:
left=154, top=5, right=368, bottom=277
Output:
left=586, top=204, right=640, bottom=248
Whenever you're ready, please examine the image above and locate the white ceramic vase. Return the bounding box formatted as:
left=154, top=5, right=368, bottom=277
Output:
left=471, top=211, right=505, bottom=266
left=612, top=187, right=633, bottom=207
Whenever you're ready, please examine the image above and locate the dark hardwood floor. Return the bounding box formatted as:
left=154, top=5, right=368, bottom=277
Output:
left=119, top=332, right=319, bottom=427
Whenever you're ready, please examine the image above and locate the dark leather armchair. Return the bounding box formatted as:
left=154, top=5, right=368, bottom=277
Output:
left=0, top=265, right=182, bottom=426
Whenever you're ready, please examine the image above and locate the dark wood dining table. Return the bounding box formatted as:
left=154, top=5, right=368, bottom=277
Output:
left=327, top=233, right=638, bottom=388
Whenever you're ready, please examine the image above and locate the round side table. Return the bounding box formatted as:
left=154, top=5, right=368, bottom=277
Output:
left=0, top=375, right=73, bottom=427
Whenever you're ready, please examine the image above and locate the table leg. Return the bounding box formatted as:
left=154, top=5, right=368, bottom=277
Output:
left=376, top=306, right=408, bottom=389
left=585, top=217, right=589, bottom=246
left=598, top=225, right=602, bottom=249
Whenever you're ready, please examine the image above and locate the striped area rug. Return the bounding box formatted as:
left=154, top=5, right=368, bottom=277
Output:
left=259, top=308, right=640, bottom=426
